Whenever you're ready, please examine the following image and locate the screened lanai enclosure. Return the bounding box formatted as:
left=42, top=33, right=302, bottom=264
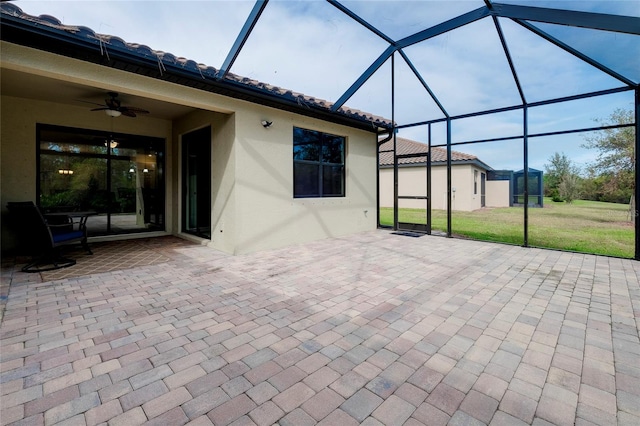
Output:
left=11, top=0, right=640, bottom=259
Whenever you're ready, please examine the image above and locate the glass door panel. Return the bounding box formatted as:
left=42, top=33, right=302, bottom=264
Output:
left=38, top=125, right=165, bottom=236
left=182, top=127, right=211, bottom=239
left=39, top=154, right=109, bottom=236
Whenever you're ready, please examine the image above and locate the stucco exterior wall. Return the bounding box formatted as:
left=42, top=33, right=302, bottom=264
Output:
left=1, top=41, right=378, bottom=255
left=171, top=105, right=377, bottom=255
left=173, top=110, right=237, bottom=254
left=232, top=105, right=377, bottom=254
left=486, top=180, right=511, bottom=208
left=380, top=164, right=499, bottom=212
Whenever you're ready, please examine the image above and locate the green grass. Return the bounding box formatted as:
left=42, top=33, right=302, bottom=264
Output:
left=380, top=198, right=634, bottom=258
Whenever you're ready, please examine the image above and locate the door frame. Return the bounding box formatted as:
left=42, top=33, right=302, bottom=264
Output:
left=395, top=152, right=430, bottom=233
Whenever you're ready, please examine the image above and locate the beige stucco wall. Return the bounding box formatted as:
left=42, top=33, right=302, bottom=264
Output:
left=1, top=41, right=378, bottom=254
left=173, top=110, right=237, bottom=254
left=171, top=106, right=377, bottom=255
left=380, top=164, right=504, bottom=211
left=486, top=180, right=511, bottom=208
left=233, top=107, right=377, bottom=254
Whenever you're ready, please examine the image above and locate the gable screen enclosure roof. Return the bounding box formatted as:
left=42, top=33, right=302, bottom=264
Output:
left=231, top=0, right=640, bottom=258
left=3, top=0, right=639, bottom=259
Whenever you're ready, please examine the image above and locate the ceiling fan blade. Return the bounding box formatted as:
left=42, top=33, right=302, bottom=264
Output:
left=122, top=106, right=150, bottom=114
left=90, top=107, right=110, bottom=111
left=121, top=110, right=137, bottom=118
left=76, top=99, right=106, bottom=107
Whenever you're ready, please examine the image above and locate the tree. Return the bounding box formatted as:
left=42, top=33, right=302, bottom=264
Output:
left=582, top=108, right=635, bottom=220
left=559, top=173, right=581, bottom=204
left=544, top=152, right=580, bottom=202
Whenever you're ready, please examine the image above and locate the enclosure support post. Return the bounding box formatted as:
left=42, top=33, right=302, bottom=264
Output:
left=217, top=0, right=269, bottom=79
left=393, top=132, right=398, bottom=231
left=447, top=119, right=452, bottom=237
left=376, top=133, right=380, bottom=229
left=392, top=53, right=398, bottom=231
left=427, top=124, right=432, bottom=235
left=635, top=88, right=639, bottom=261
left=523, top=105, right=529, bottom=247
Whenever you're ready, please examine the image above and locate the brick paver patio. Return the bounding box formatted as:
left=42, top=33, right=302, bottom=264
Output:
left=1, top=230, right=639, bottom=425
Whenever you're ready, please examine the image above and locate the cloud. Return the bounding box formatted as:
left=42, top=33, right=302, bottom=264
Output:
left=231, top=1, right=389, bottom=103
left=17, top=1, right=256, bottom=66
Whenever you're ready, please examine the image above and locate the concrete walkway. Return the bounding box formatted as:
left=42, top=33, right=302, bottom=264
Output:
left=1, top=230, right=639, bottom=425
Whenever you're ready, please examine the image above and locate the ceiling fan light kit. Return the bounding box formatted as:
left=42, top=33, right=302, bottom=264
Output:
left=89, top=92, right=149, bottom=118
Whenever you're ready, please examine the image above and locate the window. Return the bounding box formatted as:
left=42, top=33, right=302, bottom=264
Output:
left=37, top=124, right=165, bottom=236
left=293, top=127, right=345, bottom=198
left=474, top=170, right=478, bottom=195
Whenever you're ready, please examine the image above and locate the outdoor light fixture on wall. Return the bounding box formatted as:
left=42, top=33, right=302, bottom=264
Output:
left=58, top=169, right=74, bottom=175
left=261, top=120, right=273, bottom=128
left=105, top=139, right=118, bottom=149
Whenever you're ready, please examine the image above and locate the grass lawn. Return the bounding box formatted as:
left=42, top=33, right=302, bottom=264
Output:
left=380, top=198, right=634, bottom=258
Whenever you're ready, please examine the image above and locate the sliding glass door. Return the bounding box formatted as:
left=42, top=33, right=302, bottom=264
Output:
left=37, top=124, right=165, bottom=236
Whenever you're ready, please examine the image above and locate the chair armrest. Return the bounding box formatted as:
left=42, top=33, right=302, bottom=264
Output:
left=47, top=221, right=82, bottom=234
left=48, top=223, right=73, bottom=229
left=44, top=215, right=73, bottom=225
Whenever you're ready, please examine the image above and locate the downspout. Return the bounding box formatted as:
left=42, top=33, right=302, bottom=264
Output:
left=377, top=129, right=393, bottom=146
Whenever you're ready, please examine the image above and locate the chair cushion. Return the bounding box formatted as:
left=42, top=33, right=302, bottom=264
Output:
left=52, top=231, right=84, bottom=243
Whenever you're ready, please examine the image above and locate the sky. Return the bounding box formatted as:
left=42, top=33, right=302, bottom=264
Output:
left=15, top=0, right=639, bottom=172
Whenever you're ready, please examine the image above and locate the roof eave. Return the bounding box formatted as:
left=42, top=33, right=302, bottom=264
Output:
left=0, top=12, right=392, bottom=133
left=380, top=159, right=494, bottom=169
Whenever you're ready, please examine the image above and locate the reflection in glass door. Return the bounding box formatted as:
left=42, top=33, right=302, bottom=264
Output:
left=37, top=125, right=165, bottom=236
left=182, top=127, right=211, bottom=239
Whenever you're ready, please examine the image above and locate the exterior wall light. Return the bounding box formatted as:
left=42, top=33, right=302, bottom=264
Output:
left=261, top=120, right=273, bottom=128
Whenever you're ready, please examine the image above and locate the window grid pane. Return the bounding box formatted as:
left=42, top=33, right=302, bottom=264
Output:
left=294, top=162, right=320, bottom=197
left=322, top=165, right=344, bottom=196
left=293, top=127, right=345, bottom=198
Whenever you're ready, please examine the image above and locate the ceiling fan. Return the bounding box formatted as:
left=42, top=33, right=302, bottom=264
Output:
left=89, top=92, right=150, bottom=118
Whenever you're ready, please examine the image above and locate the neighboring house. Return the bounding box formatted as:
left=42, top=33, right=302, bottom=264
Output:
left=0, top=4, right=390, bottom=255
left=379, top=137, right=511, bottom=211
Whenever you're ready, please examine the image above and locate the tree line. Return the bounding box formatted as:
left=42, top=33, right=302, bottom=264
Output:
left=544, top=108, right=635, bottom=208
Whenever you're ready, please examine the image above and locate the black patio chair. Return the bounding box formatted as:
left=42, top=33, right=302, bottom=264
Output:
left=7, top=201, right=92, bottom=272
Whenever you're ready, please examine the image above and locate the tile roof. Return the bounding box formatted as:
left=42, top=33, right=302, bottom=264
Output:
left=379, top=137, right=484, bottom=167
left=0, top=3, right=392, bottom=129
